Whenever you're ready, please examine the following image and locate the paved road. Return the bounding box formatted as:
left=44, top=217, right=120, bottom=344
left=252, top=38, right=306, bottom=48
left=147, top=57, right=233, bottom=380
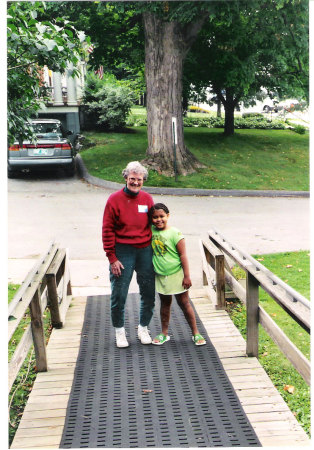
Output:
left=8, top=170, right=310, bottom=294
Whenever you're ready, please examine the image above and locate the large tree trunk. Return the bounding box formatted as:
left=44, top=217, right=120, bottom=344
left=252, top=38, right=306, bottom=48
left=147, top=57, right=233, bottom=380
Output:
left=224, top=98, right=235, bottom=136
left=217, top=88, right=236, bottom=136
left=142, top=12, right=206, bottom=176
left=217, top=98, right=222, bottom=118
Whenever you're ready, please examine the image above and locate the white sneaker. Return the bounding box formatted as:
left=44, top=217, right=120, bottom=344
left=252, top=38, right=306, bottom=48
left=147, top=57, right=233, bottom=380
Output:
left=137, top=325, right=152, bottom=344
left=115, top=327, right=129, bottom=348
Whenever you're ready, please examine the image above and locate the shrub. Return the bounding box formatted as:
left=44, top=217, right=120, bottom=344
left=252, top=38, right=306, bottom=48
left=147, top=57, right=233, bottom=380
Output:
left=126, top=115, right=147, bottom=127
left=293, top=125, right=306, bottom=134
left=242, top=112, right=263, bottom=118
left=188, top=105, right=210, bottom=114
left=234, top=118, right=286, bottom=130
left=82, top=73, right=136, bottom=131
left=181, top=116, right=285, bottom=130
left=125, top=112, right=286, bottom=130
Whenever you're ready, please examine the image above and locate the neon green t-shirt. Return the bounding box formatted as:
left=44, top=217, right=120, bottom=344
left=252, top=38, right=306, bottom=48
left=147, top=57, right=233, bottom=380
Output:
left=151, top=226, right=184, bottom=276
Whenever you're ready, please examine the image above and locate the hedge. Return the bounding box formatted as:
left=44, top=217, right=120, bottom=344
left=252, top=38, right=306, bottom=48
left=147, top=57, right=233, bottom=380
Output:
left=126, top=115, right=287, bottom=130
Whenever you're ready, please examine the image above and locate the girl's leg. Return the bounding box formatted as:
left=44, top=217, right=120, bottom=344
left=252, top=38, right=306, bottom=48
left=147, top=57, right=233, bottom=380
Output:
left=159, top=294, right=172, bottom=336
left=175, top=291, right=200, bottom=336
left=152, top=294, right=172, bottom=345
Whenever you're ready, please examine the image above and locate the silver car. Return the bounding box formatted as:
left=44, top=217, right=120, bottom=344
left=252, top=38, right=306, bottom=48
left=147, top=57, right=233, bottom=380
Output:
left=8, top=119, right=76, bottom=178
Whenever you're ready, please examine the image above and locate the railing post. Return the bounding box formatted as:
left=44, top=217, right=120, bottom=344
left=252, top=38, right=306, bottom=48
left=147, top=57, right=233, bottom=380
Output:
left=46, top=274, right=63, bottom=328
left=65, top=249, right=72, bottom=296
left=67, top=279, right=72, bottom=295
left=246, top=272, right=259, bottom=357
left=29, top=288, right=48, bottom=372
left=215, top=253, right=225, bottom=309
left=203, top=247, right=210, bottom=286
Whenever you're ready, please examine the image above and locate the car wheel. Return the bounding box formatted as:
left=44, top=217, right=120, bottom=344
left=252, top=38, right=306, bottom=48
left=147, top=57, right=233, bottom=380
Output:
left=7, top=166, right=17, bottom=178
left=263, top=105, right=270, bottom=113
left=65, top=163, right=75, bottom=177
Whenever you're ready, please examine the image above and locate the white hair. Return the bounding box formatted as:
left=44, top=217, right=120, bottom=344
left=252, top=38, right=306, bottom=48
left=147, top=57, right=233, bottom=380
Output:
left=122, top=161, right=148, bottom=180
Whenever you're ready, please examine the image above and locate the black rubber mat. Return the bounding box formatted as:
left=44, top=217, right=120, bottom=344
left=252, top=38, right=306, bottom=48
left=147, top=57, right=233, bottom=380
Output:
left=60, top=294, right=261, bottom=448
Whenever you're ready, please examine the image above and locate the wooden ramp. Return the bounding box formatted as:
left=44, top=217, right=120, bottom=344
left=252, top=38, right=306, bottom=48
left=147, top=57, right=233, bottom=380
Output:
left=11, top=290, right=310, bottom=448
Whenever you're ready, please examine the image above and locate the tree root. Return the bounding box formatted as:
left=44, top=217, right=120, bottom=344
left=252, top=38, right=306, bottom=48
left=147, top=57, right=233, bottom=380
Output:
left=142, top=148, right=205, bottom=177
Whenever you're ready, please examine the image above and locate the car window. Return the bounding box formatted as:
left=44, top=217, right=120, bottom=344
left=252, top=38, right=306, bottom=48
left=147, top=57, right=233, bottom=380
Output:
left=32, top=123, right=63, bottom=139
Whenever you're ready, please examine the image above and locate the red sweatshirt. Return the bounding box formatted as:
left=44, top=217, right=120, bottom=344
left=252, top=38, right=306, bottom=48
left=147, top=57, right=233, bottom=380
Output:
left=102, top=188, right=154, bottom=263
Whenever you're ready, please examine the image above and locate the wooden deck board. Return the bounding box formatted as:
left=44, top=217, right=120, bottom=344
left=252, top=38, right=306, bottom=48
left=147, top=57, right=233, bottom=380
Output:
left=11, top=296, right=87, bottom=449
left=10, top=291, right=311, bottom=448
left=191, top=290, right=310, bottom=447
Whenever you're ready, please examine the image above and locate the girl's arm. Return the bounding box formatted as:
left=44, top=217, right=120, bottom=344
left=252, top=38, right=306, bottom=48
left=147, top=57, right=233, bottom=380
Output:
left=176, top=238, right=192, bottom=289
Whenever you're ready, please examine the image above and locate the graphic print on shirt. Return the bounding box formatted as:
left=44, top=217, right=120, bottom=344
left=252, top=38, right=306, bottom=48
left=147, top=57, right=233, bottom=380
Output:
left=152, top=233, right=167, bottom=257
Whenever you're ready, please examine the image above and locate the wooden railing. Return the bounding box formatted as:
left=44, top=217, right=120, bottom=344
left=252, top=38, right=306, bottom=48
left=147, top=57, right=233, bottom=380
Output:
left=8, top=242, right=72, bottom=391
left=199, top=239, right=226, bottom=310
left=200, top=229, right=311, bottom=386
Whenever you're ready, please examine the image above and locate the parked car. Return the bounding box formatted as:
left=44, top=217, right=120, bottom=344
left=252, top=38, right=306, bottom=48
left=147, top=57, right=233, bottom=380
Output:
left=8, top=119, right=77, bottom=178
left=276, top=99, right=306, bottom=112
left=262, top=98, right=304, bottom=114
left=262, top=99, right=279, bottom=113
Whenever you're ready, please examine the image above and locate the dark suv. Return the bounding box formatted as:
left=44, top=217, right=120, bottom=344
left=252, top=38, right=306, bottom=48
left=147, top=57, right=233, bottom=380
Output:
left=8, top=119, right=76, bottom=178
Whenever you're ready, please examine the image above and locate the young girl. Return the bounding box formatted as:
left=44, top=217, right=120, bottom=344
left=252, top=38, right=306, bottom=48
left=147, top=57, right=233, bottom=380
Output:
left=149, top=203, right=206, bottom=346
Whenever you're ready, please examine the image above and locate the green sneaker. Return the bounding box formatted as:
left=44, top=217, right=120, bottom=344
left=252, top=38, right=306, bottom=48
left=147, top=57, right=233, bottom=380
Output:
left=152, top=333, right=170, bottom=345
left=192, top=334, right=206, bottom=346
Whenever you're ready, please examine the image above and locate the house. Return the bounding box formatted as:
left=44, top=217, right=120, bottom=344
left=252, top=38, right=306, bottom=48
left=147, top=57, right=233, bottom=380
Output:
left=37, top=61, right=87, bottom=137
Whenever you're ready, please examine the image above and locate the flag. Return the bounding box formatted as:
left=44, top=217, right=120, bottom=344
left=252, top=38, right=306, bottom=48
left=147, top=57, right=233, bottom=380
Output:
left=95, top=65, right=104, bottom=80
left=87, top=44, right=94, bottom=54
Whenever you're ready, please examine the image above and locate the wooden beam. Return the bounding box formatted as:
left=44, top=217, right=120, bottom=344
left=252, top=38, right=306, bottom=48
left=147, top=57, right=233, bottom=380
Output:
left=259, top=306, right=311, bottom=385
left=215, top=253, right=225, bottom=309
left=8, top=242, right=58, bottom=318
left=8, top=250, right=57, bottom=341
left=208, top=229, right=310, bottom=332
left=246, top=272, right=259, bottom=357
left=252, top=270, right=310, bottom=333
left=46, top=249, right=66, bottom=277
left=46, top=276, right=63, bottom=329
left=224, top=270, right=246, bottom=304
left=29, top=289, right=47, bottom=372
left=8, top=326, right=33, bottom=391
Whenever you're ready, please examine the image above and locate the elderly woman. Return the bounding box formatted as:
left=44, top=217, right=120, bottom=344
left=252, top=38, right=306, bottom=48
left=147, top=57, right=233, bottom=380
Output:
left=102, top=161, right=155, bottom=348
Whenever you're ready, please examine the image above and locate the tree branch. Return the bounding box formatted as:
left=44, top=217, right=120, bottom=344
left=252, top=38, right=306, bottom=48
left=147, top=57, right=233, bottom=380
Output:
left=182, top=13, right=209, bottom=54
left=8, top=61, right=37, bottom=71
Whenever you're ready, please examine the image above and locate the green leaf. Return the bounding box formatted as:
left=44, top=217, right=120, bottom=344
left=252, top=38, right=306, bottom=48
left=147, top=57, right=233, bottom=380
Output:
left=65, top=29, right=73, bottom=38
left=42, top=38, right=57, bottom=51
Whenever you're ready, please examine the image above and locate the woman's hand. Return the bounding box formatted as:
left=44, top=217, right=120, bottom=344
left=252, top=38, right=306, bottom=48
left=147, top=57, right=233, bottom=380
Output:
left=111, top=260, right=125, bottom=277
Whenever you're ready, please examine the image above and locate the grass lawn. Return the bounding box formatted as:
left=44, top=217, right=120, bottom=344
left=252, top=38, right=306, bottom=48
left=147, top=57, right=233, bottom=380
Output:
left=228, top=251, right=310, bottom=436
left=80, top=126, right=309, bottom=191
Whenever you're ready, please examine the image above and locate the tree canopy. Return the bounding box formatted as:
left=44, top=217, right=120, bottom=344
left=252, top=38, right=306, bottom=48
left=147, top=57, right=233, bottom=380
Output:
left=7, top=1, right=88, bottom=144
left=43, top=1, right=145, bottom=86
left=184, top=0, right=309, bottom=134
left=10, top=0, right=309, bottom=173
